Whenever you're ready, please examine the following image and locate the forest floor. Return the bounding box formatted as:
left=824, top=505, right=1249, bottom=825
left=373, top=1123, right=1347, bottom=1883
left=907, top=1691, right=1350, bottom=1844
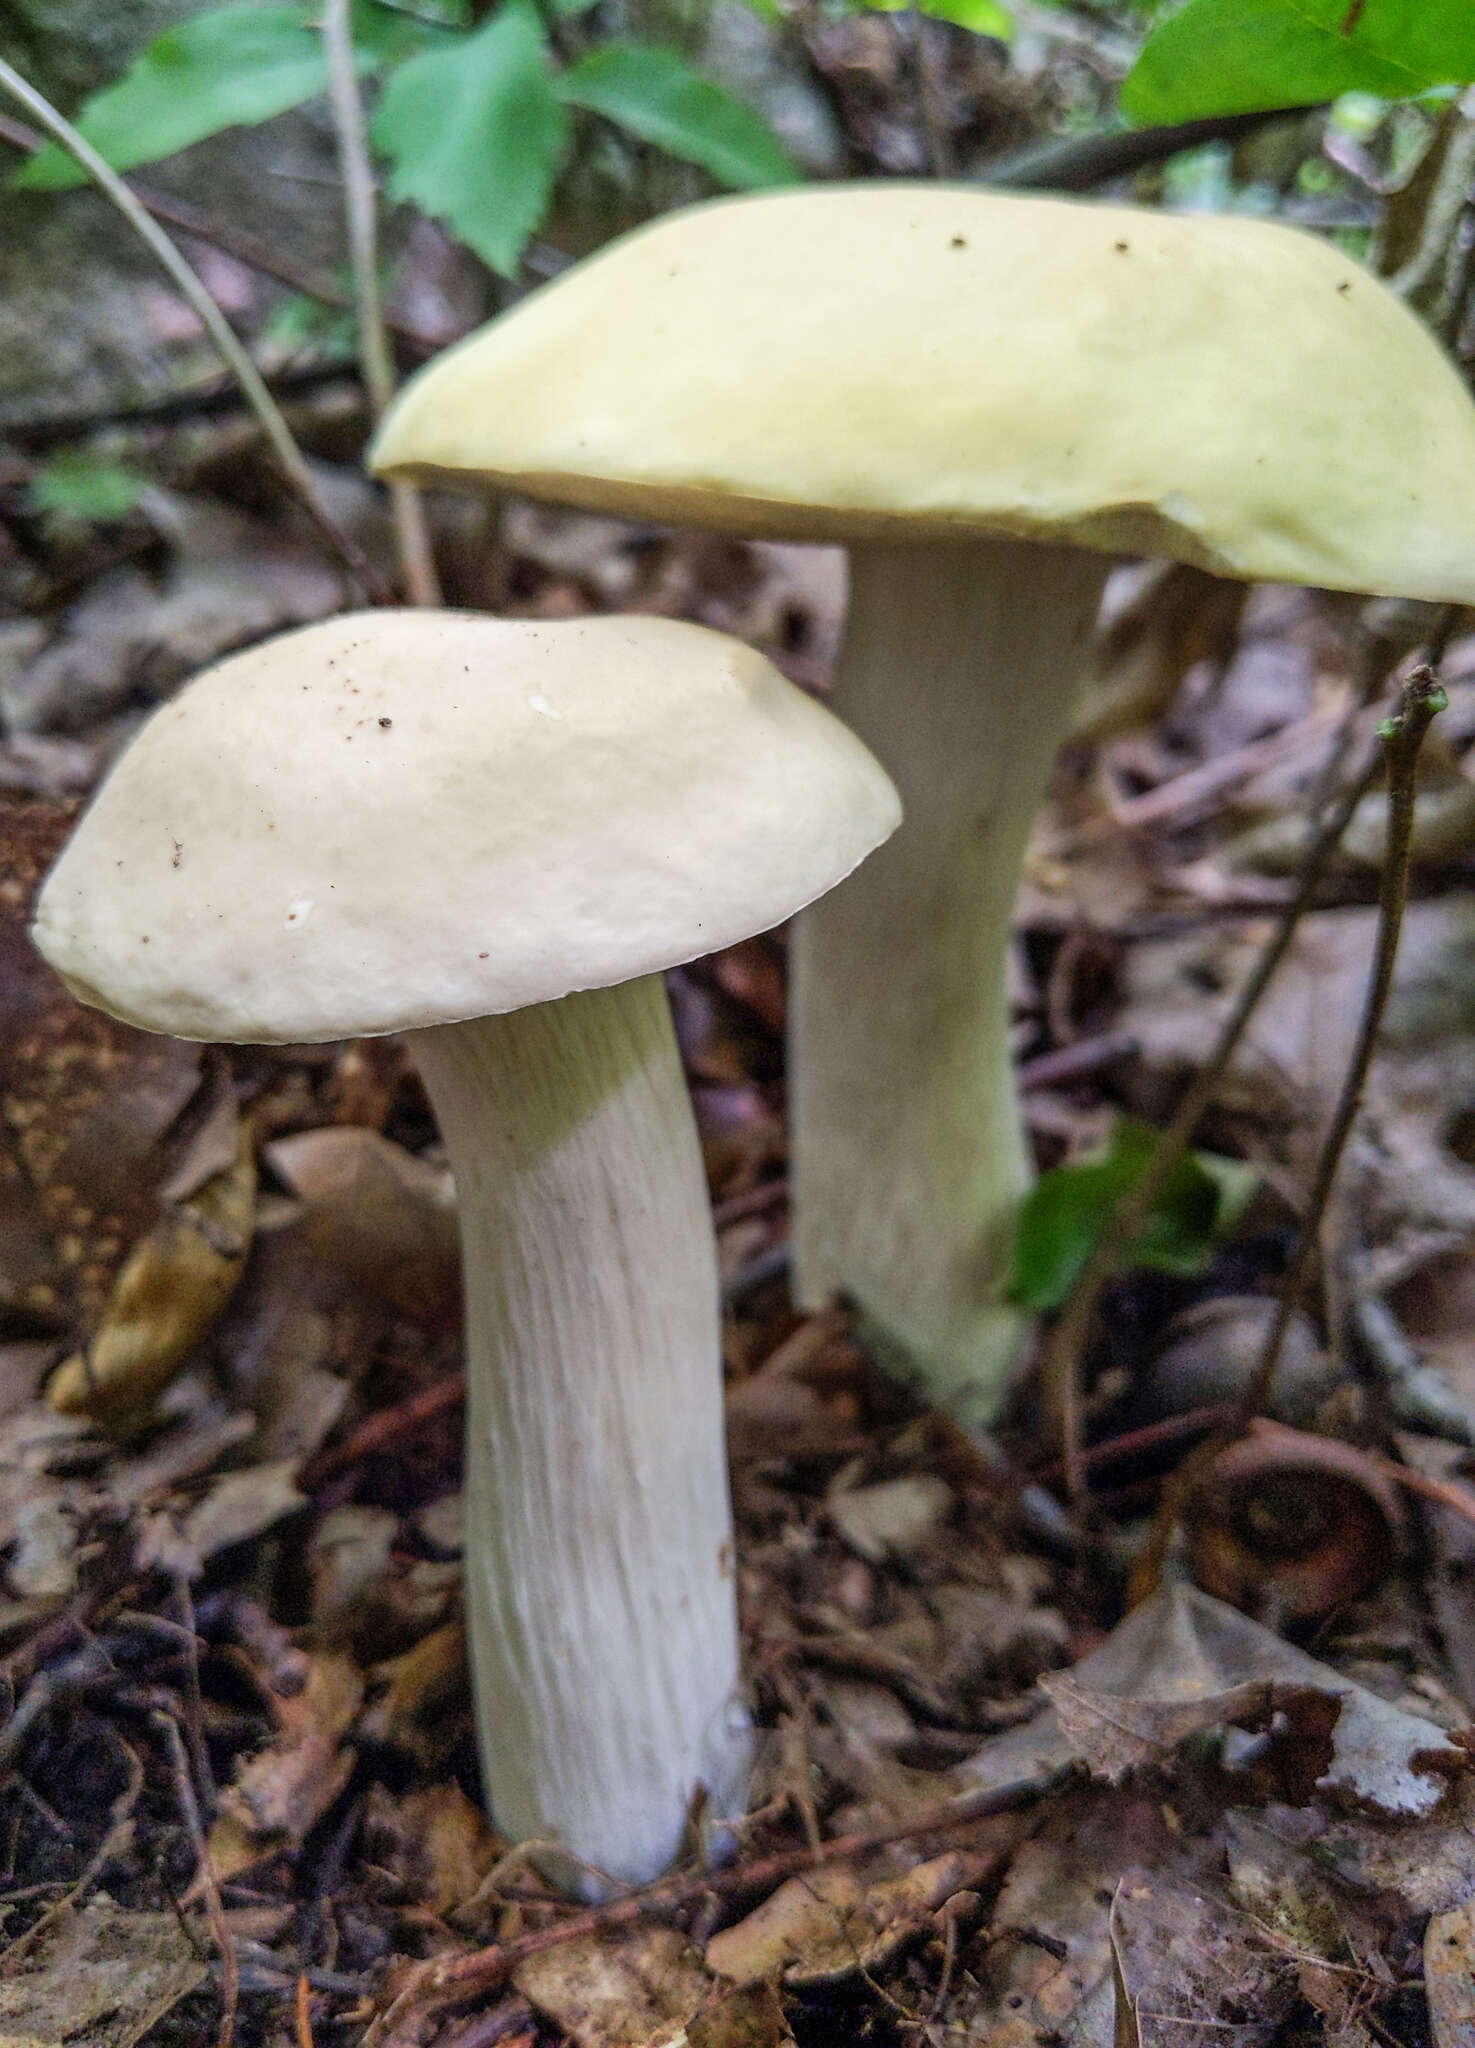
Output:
left=4, top=413, right=1475, bottom=2048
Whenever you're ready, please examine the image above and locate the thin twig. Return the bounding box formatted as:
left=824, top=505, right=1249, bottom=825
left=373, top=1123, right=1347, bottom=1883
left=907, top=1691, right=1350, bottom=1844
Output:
left=365, top=1788, right=1023, bottom=2044
left=1237, top=666, right=1446, bottom=1425
left=1126, top=666, right=1449, bottom=1604
left=295, top=1972, right=316, bottom=2048
left=0, top=110, right=437, bottom=349
left=302, top=1371, right=464, bottom=1487
left=1246, top=1416, right=1475, bottom=1531
left=0, top=55, right=389, bottom=602
left=153, top=1712, right=239, bottom=2048
left=321, top=0, right=440, bottom=605
left=1041, top=697, right=1388, bottom=1498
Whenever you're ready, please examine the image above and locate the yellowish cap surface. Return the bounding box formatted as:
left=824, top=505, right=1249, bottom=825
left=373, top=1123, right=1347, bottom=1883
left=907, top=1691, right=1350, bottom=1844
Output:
left=372, top=184, right=1475, bottom=602
left=32, top=610, right=900, bottom=1043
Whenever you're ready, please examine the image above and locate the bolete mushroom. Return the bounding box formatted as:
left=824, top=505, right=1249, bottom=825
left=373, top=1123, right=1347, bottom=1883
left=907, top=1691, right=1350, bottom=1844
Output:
left=30, top=607, right=900, bottom=1888
left=369, top=183, right=1475, bottom=1423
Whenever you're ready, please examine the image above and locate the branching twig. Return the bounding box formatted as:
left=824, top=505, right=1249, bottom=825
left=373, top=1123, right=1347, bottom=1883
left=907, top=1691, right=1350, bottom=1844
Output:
left=0, top=55, right=389, bottom=602
left=321, top=0, right=440, bottom=605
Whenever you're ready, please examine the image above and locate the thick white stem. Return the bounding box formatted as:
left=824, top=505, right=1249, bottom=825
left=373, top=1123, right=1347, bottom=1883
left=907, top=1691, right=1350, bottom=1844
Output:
left=410, top=977, right=749, bottom=1890
left=791, top=538, right=1111, bottom=1424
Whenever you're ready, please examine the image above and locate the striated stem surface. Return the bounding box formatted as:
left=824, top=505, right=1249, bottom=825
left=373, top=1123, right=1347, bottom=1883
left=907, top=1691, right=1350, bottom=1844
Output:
left=791, top=537, right=1110, bottom=1423
left=411, top=976, right=749, bottom=1889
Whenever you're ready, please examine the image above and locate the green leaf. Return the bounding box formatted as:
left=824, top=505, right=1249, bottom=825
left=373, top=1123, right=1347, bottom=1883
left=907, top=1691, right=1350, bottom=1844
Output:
left=857, top=0, right=1012, bottom=36
left=29, top=452, right=148, bottom=522
left=15, top=5, right=329, bottom=193
left=1009, top=1120, right=1257, bottom=1314
left=371, top=0, right=569, bottom=278
left=921, top=0, right=1012, bottom=36
left=1122, top=0, right=1475, bottom=125
left=559, top=43, right=798, bottom=190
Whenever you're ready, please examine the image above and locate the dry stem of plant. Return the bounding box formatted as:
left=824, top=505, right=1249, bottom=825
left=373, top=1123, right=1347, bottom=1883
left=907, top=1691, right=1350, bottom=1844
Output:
left=1239, top=664, right=1447, bottom=1422
left=0, top=55, right=389, bottom=602
left=321, top=0, right=440, bottom=606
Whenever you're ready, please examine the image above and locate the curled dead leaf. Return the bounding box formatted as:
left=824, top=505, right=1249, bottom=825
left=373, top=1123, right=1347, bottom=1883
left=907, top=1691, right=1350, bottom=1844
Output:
left=1184, top=1426, right=1405, bottom=1622
left=49, top=1112, right=256, bottom=1420
left=209, top=1650, right=363, bottom=1880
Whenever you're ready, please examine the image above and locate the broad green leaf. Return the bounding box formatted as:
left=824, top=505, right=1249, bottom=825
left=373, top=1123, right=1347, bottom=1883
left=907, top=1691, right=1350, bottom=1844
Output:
left=559, top=43, right=798, bottom=190
left=29, top=453, right=148, bottom=522
left=372, top=0, right=569, bottom=278
left=14, top=3, right=436, bottom=194
left=1009, top=1119, right=1256, bottom=1314
left=1122, top=0, right=1475, bottom=125
left=858, top=0, right=1012, bottom=37
left=16, top=5, right=329, bottom=192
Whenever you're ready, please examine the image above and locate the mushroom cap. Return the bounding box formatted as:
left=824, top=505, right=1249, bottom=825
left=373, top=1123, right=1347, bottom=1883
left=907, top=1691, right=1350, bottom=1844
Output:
left=372, top=184, right=1475, bottom=604
left=31, top=610, right=901, bottom=1043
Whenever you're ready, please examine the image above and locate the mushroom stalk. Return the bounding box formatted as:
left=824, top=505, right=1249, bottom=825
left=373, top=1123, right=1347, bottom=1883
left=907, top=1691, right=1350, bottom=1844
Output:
left=791, top=537, right=1112, bottom=1424
left=410, top=974, right=750, bottom=1891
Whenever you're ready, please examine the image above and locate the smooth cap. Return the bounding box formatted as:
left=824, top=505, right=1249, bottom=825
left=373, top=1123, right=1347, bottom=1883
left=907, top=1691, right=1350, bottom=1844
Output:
left=31, top=610, right=901, bottom=1043
left=372, top=184, right=1475, bottom=604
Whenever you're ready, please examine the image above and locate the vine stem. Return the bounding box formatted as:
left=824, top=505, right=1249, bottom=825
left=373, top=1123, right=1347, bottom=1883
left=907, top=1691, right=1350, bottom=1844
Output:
left=0, top=54, right=389, bottom=602
left=321, top=0, right=441, bottom=606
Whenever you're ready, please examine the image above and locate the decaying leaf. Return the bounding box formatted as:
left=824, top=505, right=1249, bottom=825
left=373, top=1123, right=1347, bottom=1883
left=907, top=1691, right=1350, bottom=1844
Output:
left=209, top=1649, right=363, bottom=1879
left=1037, top=1581, right=1462, bottom=1817
left=360, top=1619, right=470, bottom=1772
left=705, top=1851, right=984, bottom=1989
left=827, top=1472, right=954, bottom=1563
left=513, top=1924, right=711, bottom=2048
left=48, top=1112, right=256, bottom=1420
left=173, top=1457, right=307, bottom=1571
left=0, top=1895, right=207, bottom=2048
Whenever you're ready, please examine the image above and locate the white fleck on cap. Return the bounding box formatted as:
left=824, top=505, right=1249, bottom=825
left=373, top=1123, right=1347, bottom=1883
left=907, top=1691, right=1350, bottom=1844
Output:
left=372, top=183, right=1475, bottom=603
left=31, top=609, right=901, bottom=1043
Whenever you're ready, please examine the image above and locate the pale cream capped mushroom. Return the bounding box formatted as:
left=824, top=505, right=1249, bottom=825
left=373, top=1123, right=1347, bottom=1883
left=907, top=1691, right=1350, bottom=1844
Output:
left=32, top=607, right=900, bottom=1888
left=372, top=185, right=1475, bottom=1422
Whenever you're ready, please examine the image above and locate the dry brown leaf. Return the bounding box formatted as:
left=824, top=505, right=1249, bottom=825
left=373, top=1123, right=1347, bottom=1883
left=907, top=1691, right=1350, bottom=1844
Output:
left=682, top=1983, right=794, bottom=2048
left=177, top=1458, right=307, bottom=1568
left=706, top=1851, right=982, bottom=1989
left=513, top=1925, right=711, bottom=2048
left=0, top=1895, right=207, bottom=2048
left=209, top=1649, right=363, bottom=1879
left=265, top=1125, right=458, bottom=1325
left=1037, top=1581, right=1462, bottom=1817
left=827, top=1474, right=954, bottom=1564
left=1425, top=1898, right=1475, bottom=2048
left=48, top=1113, right=256, bottom=1419
left=360, top=1620, right=470, bottom=1771
left=364, top=1782, right=499, bottom=1915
